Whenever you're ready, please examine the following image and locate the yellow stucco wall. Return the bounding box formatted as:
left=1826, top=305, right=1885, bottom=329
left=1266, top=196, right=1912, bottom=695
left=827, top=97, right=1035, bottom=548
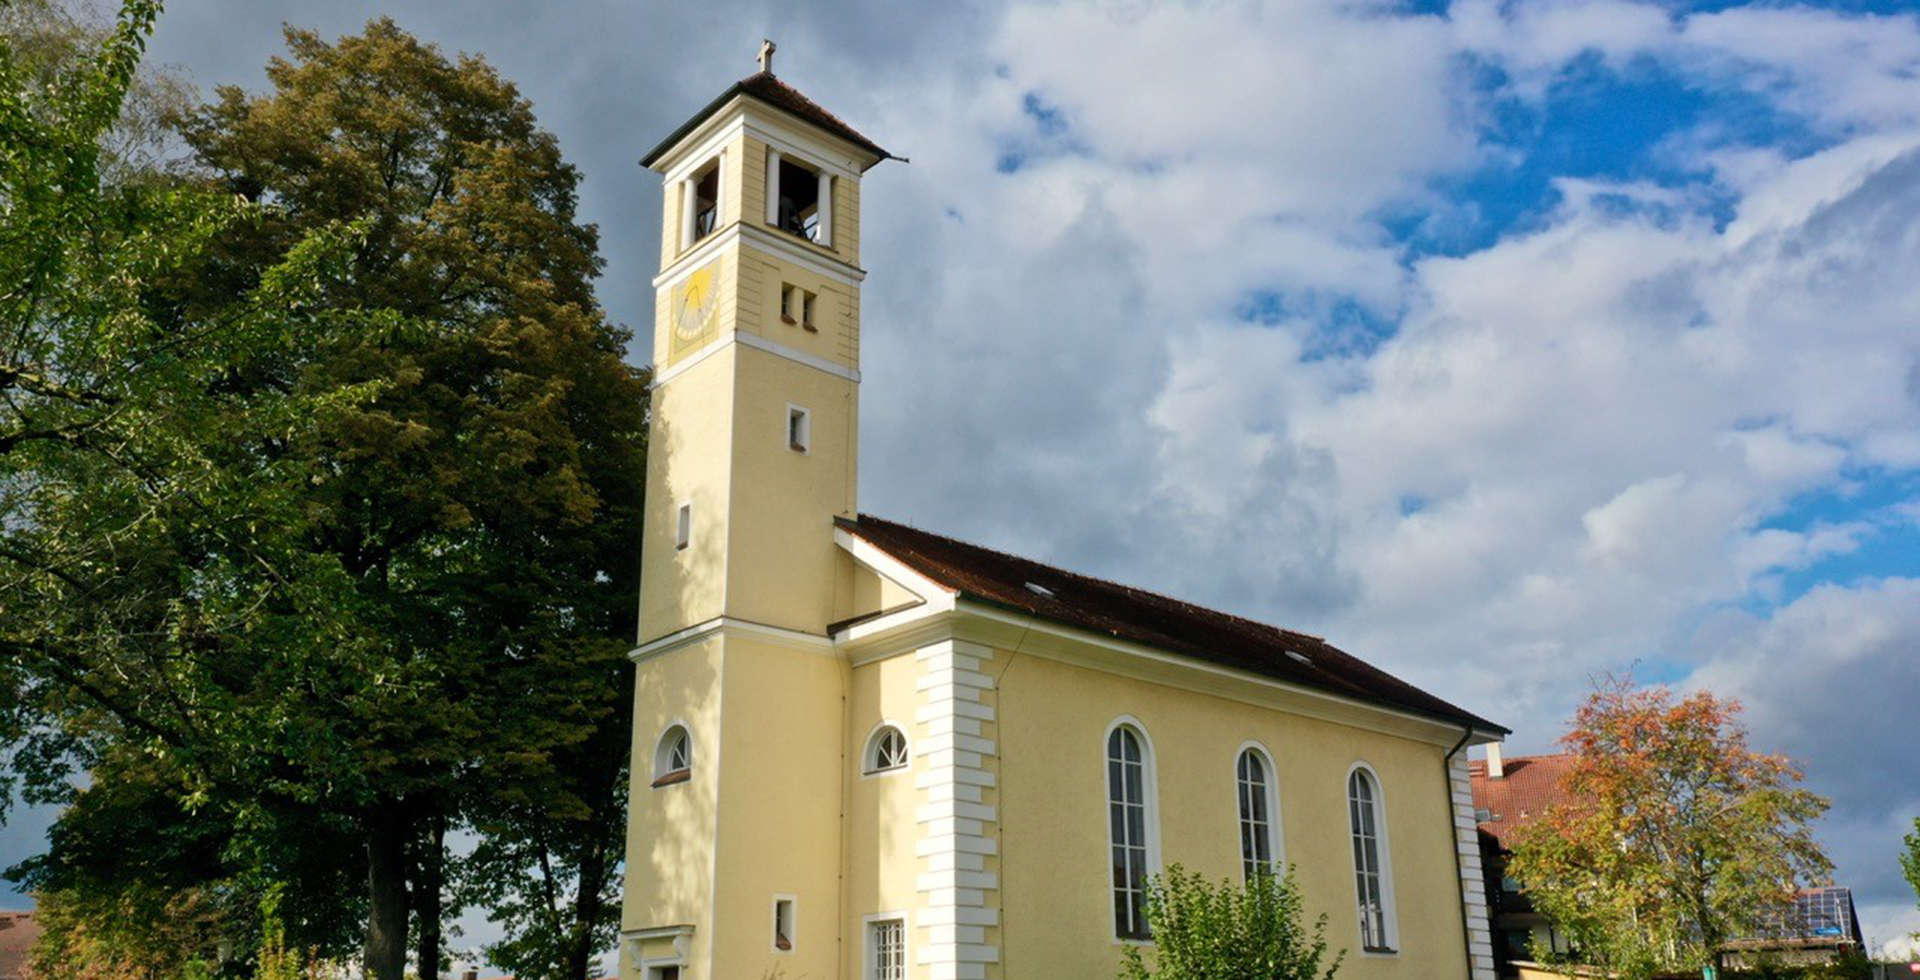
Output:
left=995, top=651, right=1473, bottom=980
left=845, top=653, right=926, bottom=974
left=623, top=637, right=725, bottom=969
left=636, top=346, right=736, bottom=643
left=706, top=632, right=849, bottom=980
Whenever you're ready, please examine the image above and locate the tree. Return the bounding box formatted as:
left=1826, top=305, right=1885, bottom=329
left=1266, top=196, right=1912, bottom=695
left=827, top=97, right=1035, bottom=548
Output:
left=1508, top=678, right=1832, bottom=978
left=2, top=12, right=646, bottom=980
left=1118, top=866, right=1343, bottom=980
left=1903, top=818, right=1920, bottom=919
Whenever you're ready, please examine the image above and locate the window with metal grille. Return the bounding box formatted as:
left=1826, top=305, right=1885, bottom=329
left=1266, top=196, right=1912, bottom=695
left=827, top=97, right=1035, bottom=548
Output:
left=864, top=726, right=909, bottom=774
left=867, top=918, right=905, bottom=980
left=1237, top=749, right=1276, bottom=880
left=1108, top=725, right=1153, bottom=940
left=1348, top=768, right=1394, bottom=952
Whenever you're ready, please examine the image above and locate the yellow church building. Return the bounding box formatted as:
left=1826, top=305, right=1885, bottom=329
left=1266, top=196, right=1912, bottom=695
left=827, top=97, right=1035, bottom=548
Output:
left=620, top=49, right=1508, bottom=980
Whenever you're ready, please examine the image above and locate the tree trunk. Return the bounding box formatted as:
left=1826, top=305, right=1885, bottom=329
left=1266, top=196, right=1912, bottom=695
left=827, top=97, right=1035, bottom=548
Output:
left=417, top=808, right=446, bottom=980
left=365, top=804, right=411, bottom=980
left=566, top=840, right=608, bottom=980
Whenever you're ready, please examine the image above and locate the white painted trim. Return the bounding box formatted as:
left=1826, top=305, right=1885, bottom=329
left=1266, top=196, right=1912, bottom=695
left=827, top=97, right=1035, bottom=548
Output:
left=631, top=615, right=836, bottom=663
left=736, top=330, right=860, bottom=382
left=1345, top=760, right=1400, bottom=956
left=861, top=719, right=912, bottom=778
left=654, top=101, right=748, bottom=181
left=785, top=402, right=812, bottom=454
left=861, top=911, right=911, bottom=980
left=769, top=893, right=797, bottom=955
left=739, top=221, right=867, bottom=284
left=765, top=147, right=782, bottom=225
left=622, top=924, right=693, bottom=975
left=1103, top=715, right=1162, bottom=944
left=652, top=328, right=860, bottom=389
left=652, top=218, right=866, bottom=295
left=1234, top=740, right=1286, bottom=875
left=651, top=720, right=692, bottom=783
left=743, top=116, right=864, bottom=181
left=834, top=529, right=951, bottom=604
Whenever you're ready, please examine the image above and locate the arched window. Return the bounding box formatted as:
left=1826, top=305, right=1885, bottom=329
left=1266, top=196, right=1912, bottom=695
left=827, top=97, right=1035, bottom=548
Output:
left=864, top=724, right=910, bottom=775
left=1106, top=722, right=1157, bottom=940
left=1236, top=747, right=1280, bottom=880
left=1347, top=766, right=1396, bottom=952
left=652, top=724, right=692, bottom=787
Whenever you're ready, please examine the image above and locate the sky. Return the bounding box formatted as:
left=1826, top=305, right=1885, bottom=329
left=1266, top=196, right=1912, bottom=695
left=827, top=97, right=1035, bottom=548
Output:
left=5, top=0, right=1920, bottom=968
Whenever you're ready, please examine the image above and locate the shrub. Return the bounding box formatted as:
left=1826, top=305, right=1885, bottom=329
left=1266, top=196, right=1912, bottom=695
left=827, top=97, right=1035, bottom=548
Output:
left=1119, top=865, right=1343, bottom=980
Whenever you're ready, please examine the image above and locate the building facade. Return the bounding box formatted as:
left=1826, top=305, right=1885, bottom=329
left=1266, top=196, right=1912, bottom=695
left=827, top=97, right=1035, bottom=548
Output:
left=620, top=55, right=1507, bottom=980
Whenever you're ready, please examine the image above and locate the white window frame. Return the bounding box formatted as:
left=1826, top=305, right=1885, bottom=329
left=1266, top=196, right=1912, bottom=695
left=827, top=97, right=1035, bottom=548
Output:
left=862, top=911, right=909, bottom=980
left=680, top=155, right=722, bottom=252
left=786, top=404, right=811, bottom=454
left=1346, top=761, right=1399, bottom=954
left=861, top=721, right=910, bottom=776
left=674, top=502, right=692, bottom=551
left=1234, top=741, right=1284, bottom=880
left=652, top=723, right=692, bottom=785
left=765, top=147, right=833, bottom=247
left=1103, top=715, right=1160, bottom=944
left=770, top=894, right=796, bottom=954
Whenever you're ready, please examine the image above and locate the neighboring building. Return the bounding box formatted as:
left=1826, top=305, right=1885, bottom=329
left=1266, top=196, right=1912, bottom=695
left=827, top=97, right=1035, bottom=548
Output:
left=0, top=912, right=39, bottom=980
left=1470, top=748, right=1578, bottom=975
left=1471, top=750, right=1863, bottom=977
left=619, top=46, right=1508, bottom=980
left=1723, top=887, right=1865, bottom=969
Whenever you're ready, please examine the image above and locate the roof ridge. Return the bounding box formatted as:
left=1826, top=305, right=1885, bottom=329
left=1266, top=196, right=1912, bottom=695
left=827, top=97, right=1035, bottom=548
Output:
left=851, top=514, right=1330, bottom=646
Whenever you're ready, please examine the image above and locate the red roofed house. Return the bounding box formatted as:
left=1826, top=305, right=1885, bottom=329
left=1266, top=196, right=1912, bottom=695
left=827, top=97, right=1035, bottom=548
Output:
left=0, top=912, right=40, bottom=980
left=1469, top=748, right=1578, bottom=976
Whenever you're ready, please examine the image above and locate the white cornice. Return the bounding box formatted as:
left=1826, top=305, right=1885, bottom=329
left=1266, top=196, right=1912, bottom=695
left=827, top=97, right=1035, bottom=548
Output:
left=653, top=219, right=867, bottom=292
left=632, top=616, right=837, bottom=663
left=652, top=329, right=859, bottom=388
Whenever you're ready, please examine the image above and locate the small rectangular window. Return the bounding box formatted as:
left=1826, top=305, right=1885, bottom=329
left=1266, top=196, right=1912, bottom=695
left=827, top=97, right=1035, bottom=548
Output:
left=787, top=405, right=811, bottom=453
left=675, top=503, right=692, bottom=551
left=801, top=290, right=817, bottom=332
left=773, top=897, right=795, bottom=952
left=780, top=283, right=797, bottom=324
left=867, top=918, right=905, bottom=980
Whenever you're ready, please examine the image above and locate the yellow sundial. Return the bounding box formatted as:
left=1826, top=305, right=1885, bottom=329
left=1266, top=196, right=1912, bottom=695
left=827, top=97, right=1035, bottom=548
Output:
left=672, top=264, right=717, bottom=347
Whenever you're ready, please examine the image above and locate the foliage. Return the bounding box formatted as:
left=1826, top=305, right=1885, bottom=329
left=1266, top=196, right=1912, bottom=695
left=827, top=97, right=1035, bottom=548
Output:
left=2, top=8, right=646, bottom=980
left=1118, top=865, right=1343, bottom=980
left=1903, top=818, right=1920, bottom=919
left=1508, top=677, right=1833, bottom=979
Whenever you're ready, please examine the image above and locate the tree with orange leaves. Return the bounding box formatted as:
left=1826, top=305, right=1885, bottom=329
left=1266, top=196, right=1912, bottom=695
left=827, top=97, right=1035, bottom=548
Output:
left=1508, top=677, right=1831, bottom=979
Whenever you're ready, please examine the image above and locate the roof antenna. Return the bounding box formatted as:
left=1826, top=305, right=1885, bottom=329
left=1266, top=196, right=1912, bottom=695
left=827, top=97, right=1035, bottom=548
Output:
left=758, top=39, right=776, bottom=75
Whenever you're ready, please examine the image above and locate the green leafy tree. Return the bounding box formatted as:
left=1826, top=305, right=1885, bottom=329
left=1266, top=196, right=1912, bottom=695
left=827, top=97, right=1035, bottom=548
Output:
left=1508, top=678, right=1832, bottom=979
left=2, top=10, right=645, bottom=980
left=1118, top=866, right=1343, bottom=980
left=1903, top=818, right=1920, bottom=922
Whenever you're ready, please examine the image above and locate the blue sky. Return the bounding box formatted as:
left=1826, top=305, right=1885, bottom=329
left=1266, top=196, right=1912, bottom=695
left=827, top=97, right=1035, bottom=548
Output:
left=6, top=0, right=1920, bottom=966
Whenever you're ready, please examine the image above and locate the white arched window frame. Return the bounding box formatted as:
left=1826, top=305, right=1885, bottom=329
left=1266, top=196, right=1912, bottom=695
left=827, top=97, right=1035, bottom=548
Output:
left=862, top=721, right=911, bottom=776
left=652, top=723, right=693, bottom=787
left=1234, top=742, right=1284, bottom=881
left=1104, top=717, right=1161, bottom=942
left=1346, top=762, right=1398, bottom=954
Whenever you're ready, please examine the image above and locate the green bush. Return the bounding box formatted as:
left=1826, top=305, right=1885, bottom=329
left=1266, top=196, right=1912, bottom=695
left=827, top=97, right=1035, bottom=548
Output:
left=1119, top=865, right=1343, bottom=980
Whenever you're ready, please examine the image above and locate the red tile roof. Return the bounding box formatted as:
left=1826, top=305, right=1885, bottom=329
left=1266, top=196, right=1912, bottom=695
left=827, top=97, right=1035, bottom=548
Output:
left=641, top=71, right=895, bottom=170
left=1470, top=753, right=1577, bottom=847
left=839, top=514, right=1506, bottom=734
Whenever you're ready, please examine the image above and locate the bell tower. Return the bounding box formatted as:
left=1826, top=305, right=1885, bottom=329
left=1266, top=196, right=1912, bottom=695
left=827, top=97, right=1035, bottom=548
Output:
left=621, top=48, right=895, bottom=980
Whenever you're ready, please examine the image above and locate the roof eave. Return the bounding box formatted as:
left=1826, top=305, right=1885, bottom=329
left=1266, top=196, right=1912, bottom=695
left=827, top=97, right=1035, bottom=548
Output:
left=640, top=82, right=896, bottom=173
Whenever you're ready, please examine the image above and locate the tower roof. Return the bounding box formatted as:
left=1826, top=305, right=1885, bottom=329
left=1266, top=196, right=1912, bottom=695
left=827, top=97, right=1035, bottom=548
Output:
left=641, top=71, right=896, bottom=171
left=837, top=514, right=1507, bottom=735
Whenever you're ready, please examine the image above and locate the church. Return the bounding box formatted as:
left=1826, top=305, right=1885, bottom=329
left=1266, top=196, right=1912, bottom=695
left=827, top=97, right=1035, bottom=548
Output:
left=619, top=47, right=1507, bottom=980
